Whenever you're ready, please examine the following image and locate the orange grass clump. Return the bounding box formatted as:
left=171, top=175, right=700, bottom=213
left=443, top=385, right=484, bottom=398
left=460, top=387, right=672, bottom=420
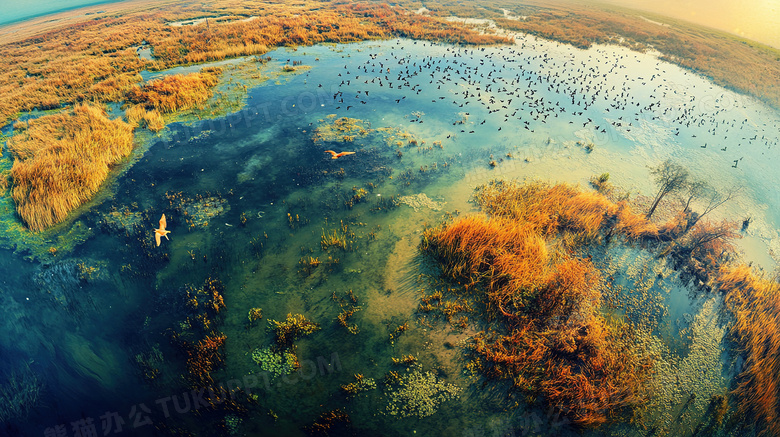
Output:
left=719, top=264, right=780, bottom=435
left=421, top=181, right=654, bottom=427
left=7, top=105, right=134, bottom=231
left=472, top=180, right=658, bottom=241
left=184, top=333, right=227, bottom=389
left=127, top=69, right=221, bottom=114
left=125, top=105, right=165, bottom=132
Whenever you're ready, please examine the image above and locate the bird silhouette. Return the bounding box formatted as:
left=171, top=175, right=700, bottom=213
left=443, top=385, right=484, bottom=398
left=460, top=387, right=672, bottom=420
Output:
left=325, top=150, right=356, bottom=159
left=154, top=214, right=171, bottom=247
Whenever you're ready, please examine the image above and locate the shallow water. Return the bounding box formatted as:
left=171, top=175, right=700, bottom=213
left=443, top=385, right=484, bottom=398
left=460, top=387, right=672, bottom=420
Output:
left=2, top=35, right=778, bottom=436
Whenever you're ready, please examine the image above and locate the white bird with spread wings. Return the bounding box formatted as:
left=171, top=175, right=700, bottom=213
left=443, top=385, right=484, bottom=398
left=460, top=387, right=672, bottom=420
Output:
left=154, top=214, right=171, bottom=246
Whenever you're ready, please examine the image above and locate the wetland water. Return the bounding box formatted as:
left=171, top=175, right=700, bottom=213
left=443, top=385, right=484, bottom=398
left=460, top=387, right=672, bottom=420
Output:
left=3, top=34, right=780, bottom=436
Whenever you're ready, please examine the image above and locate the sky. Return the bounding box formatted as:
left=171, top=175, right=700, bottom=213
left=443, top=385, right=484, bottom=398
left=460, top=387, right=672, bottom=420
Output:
left=601, top=0, right=780, bottom=48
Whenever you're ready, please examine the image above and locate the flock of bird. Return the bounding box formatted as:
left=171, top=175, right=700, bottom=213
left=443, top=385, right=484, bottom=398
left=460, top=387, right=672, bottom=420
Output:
left=156, top=37, right=780, bottom=245
left=308, top=37, right=778, bottom=168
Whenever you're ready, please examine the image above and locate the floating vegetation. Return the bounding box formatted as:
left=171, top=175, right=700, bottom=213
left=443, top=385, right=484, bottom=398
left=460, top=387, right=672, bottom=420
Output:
left=388, top=322, right=409, bottom=344
left=384, top=364, right=461, bottom=418
left=312, top=116, right=371, bottom=144
left=7, top=105, right=134, bottom=231
left=370, top=194, right=399, bottom=213
left=340, top=373, right=376, bottom=398
left=224, top=414, right=242, bottom=436
left=320, top=220, right=356, bottom=252
left=391, top=354, right=418, bottom=366
left=397, top=193, right=445, bottom=212
left=181, top=332, right=227, bottom=389
left=418, top=291, right=472, bottom=328
left=287, top=212, right=308, bottom=229
left=344, top=187, right=368, bottom=209
left=165, top=192, right=229, bottom=228
left=184, top=277, right=226, bottom=317
left=101, top=207, right=145, bottom=235
left=298, top=256, right=322, bottom=276
left=34, top=259, right=97, bottom=314
left=247, top=308, right=263, bottom=325
left=251, top=347, right=299, bottom=377
left=640, top=297, right=730, bottom=434
left=375, top=126, right=420, bottom=149
left=169, top=277, right=228, bottom=389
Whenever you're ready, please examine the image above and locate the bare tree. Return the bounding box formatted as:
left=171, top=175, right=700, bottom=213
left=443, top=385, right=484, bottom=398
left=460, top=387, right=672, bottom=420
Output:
left=695, top=185, right=741, bottom=224
left=677, top=182, right=741, bottom=231
left=646, top=160, right=689, bottom=219
left=679, top=179, right=707, bottom=213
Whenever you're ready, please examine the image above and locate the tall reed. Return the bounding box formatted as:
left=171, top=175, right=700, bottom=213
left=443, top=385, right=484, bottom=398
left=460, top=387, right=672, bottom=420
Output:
left=8, top=105, right=134, bottom=231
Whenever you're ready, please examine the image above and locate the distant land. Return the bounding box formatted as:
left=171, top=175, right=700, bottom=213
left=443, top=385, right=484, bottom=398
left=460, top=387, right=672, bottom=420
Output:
left=599, top=0, right=780, bottom=49
left=0, top=0, right=777, bottom=49
left=0, top=0, right=122, bottom=26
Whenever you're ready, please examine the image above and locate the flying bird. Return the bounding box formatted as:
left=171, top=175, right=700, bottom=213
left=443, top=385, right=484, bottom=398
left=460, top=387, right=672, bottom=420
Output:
left=154, top=214, right=171, bottom=247
left=324, top=150, right=356, bottom=159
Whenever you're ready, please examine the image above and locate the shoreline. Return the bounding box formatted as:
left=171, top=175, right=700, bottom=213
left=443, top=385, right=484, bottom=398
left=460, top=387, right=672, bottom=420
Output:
left=0, top=0, right=121, bottom=28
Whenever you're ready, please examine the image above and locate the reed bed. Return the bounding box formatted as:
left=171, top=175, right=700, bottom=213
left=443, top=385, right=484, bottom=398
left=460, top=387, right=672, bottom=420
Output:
left=473, top=180, right=658, bottom=241
left=125, top=105, right=165, bottom=132
left=7, top=105, right=134, bottom=231
left=422, top=181, right=654, bottom=427
left=719, top=264, right=780, bottom=436
left=0, top=1, right=508, bottom=126
left=127, top=69, right=221, bottom=113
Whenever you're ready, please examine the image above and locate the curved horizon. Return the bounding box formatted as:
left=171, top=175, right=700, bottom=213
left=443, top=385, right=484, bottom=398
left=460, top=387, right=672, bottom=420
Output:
left=0, top=0, right=777, bottom=49
left=0, top=0, right=122, bottom=27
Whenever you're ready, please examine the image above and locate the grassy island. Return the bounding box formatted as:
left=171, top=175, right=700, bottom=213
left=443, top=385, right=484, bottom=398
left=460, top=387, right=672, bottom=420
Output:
left=420, top=179, right=780, bottom=433
left=7, top=105, right=134, bottom=231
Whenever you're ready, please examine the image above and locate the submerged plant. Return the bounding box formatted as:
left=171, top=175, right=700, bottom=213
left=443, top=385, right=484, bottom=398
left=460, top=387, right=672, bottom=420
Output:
left=0, top=365, right=43, bottom=423
left=270, top=313, right=321, bottom=348
left=340, top=374, right=376, bottom=397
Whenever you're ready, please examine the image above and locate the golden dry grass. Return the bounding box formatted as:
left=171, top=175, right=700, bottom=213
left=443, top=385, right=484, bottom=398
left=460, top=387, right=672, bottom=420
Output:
left=0, top=1, right=509, bottom=126
left=719, top=264, right=780, bottom=435
left=472, top=180, right=658, bottom=241
left=422, top=181, right=654, bottom=426
left=7, top=105, right=134, bottom=231
left=127, top=69, right=221, bottom=113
